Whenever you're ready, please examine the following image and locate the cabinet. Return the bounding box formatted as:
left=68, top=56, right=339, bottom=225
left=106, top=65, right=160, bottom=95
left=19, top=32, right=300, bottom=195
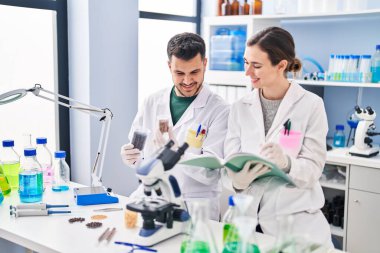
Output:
left=324, top=149, right=380, bottom=252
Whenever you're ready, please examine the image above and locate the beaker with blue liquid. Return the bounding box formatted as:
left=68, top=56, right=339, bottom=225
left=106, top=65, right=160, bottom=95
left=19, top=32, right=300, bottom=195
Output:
left=19, top=148, right=43, bottom=203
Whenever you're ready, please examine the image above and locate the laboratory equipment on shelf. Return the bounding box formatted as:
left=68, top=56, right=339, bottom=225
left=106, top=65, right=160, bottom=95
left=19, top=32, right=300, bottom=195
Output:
left=349, top=106, right=380, bottom=157
left=0, top=84, right=117, bottom=205
left=181, top=200, right=218, bottom=253
left=36, top=137, right=53, bottom=184
left=1, top=140, right=20, bottom=189
left=52, top=151, right=70, bottom=192
left=126, top=140, right=190, bottom=246
left=333, top=125, right=346, bottom=148
left=19, top=148, right=43, bottom=203
left=372, top=44, right=380, bottom=83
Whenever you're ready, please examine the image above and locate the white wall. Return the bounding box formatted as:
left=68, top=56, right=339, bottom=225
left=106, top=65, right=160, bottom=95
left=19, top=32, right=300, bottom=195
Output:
left=68, top=0, right=139, bottom=195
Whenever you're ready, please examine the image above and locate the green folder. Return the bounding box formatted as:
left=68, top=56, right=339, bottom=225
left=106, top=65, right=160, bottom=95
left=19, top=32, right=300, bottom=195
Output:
left=180, top=152, right=295, bottom=186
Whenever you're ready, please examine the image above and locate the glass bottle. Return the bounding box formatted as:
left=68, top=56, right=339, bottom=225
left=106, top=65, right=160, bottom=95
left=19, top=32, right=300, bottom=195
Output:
left=19, top=148, right=43, bottom=203
left=243, top=0, right=250, bottom=14
left=1, top=140, right=20, bottom=189
left=225, top=0, right=232, bottom=15
left=333, top=124, right=346, bottom=148
left=52, top=151, right=70, bottom=192
left=218, top=0, right=225, bottom=16
left=222, top=196, right=240, bottom=253
left=0, top=162, right=11, bottom=195
left=181, top=200, right=218, bottom=253
left=36, top=137, right=53, bottom=184
left=371, top=44, right=380, bottom=83
left=223, top=196, right=237, bottom=242
left=231, top=0, right=240, bottom=15
left=265, top=215, right=295, bottom=253
left=252, top=0, right=262, bottom=14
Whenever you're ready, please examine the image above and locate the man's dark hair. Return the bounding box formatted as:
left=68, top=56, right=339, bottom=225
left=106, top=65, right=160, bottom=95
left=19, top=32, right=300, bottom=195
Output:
left=167, top=32, right=206, bottom=61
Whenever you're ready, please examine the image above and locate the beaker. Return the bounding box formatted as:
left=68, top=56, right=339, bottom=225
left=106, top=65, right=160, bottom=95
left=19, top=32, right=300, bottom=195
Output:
left=181, top=200, right=218, bottom=253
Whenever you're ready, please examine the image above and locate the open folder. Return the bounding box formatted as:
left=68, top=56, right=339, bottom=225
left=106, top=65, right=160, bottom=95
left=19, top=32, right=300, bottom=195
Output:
left=180, top=152, right=295, bottom=186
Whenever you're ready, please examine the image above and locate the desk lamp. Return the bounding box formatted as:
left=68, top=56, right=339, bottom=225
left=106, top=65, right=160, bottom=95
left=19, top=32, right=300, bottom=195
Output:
left=0, top=84, right=118, bottom=205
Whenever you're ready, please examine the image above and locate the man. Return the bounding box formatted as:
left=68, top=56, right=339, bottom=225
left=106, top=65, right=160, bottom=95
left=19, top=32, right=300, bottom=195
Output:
left=120, top=32, right=229, bottom=220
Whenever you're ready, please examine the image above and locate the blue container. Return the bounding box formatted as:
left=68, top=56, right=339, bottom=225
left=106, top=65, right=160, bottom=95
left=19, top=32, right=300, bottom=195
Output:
left=333, top=124, right=346, bottom=148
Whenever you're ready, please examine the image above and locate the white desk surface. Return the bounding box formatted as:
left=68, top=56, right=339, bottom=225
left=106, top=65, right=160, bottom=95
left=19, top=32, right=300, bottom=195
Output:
left=327, top=148, right=380, bottom=169
left=0, top=183, right=275, bottom=253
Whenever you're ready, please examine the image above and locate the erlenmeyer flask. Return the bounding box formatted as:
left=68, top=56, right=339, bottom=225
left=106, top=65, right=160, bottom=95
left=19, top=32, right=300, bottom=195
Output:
left=234, top=216, right=260, bottom=253
left=265, top=215, right=295, bottom=253
left=233, top=193, right=253, bottom=216
left=181, top=200, right=218, bottom=253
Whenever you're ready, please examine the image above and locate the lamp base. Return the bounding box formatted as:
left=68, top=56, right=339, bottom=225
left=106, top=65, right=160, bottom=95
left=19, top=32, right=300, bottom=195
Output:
left=74, top=186, right=119, bottom=206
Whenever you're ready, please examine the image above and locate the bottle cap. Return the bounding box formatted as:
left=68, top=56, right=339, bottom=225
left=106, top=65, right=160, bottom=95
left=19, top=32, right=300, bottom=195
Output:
left=336, top=124, right=344, bottom=131
left=24, top=148, right=36, bottom=157
left=36, top=137, right=47, bottom=144
left=2, top=140, right=14, bottom=147
left=55, top=151, right=66, bottom=158
left=376, top=45, right=380, bottom=51
left=228, top=195, right=235, bottom=206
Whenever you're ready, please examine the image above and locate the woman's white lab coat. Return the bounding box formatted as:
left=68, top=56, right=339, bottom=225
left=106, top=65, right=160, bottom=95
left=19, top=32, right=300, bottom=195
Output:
left=129, top=85, right=229, bottom=220
left=224, top=81, right=333, bottom=247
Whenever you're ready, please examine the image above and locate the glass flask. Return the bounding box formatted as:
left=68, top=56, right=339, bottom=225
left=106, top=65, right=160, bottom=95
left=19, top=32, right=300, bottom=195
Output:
left=181, top=200, right=218, bottom=253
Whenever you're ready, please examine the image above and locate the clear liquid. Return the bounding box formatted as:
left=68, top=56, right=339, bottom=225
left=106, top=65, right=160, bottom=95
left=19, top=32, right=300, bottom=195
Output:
left=19, top=171, right=43, bottom=203
left=0, top=175, right=11, bottom=195
left=52, top=185, right=69, bottom=192
left=2, top=162, right=20, bottom=189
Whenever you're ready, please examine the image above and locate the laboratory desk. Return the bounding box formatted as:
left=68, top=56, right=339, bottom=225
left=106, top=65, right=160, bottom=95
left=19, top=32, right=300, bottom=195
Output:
left=0, top=182, right=276, bottom=253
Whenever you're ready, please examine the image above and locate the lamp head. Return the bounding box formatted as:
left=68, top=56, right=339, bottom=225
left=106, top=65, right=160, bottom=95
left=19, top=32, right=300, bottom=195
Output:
left=0, top=84, right=41, bottom=105
left=0, top=89, right=28, bottom=105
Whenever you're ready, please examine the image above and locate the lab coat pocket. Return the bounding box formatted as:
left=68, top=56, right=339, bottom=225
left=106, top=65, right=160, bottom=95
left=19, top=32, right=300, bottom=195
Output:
left=279, top=130, right=303, bottom=158
left=275, top=185, right=317, bottom=216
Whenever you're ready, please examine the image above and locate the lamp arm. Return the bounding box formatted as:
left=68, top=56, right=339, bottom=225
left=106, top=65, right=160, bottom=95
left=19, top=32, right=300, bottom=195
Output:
left=31, top=84, right=113, bottom=187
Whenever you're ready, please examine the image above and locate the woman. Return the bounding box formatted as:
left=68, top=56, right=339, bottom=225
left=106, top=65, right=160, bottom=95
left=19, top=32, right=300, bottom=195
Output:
left=224, top=27, right=333, bottom=247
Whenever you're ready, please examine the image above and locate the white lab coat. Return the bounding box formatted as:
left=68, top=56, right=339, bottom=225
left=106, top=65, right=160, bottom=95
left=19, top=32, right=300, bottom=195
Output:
left=129, top=85, right=230, bottom=220
left=224, top=81, right=333, bottom=247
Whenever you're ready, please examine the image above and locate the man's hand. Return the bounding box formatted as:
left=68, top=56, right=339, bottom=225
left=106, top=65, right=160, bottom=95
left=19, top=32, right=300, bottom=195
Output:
left=120, top=143, right=141, bottom=167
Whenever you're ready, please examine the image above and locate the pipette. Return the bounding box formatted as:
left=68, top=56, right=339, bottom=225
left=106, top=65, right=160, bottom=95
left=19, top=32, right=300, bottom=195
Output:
left=10, top=209, right=71, bottom=218
left=10, top=203, right=69, bottom=210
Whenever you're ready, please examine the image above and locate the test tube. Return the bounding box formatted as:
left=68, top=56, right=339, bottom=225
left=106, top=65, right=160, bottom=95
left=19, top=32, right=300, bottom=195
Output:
left=157, top=116, right=170, bottom=133
left=131, top=129, right=148, bottom=151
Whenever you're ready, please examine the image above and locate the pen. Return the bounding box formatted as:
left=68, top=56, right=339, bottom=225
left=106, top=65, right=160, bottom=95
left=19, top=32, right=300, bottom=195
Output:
left=114, top=241, right=157, bottom=252
left=287, top=120, right=291, bottom=135
left=196, top=124, right=202, bottom=137
left=283, top=119, right=290, bottom=135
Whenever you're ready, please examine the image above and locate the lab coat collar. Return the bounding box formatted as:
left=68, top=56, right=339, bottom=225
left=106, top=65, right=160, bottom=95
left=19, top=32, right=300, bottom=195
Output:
left=266, top=81, right=306, bottom=140
left=241, top=81, right=306, bottom=141
left=158, top=85, right=211, bottom=130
